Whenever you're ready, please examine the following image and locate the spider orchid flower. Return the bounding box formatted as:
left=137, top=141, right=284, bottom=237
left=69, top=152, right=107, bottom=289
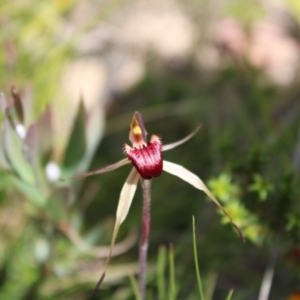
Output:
left=70, top=112, right=243, bottom=293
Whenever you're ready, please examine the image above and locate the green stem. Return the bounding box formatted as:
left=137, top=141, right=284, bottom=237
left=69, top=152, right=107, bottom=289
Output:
left=157, top=246, right=167, bottom=300
left=168, top=244, right=176, bottom=300
left=192, top=216, right=205, bottom=300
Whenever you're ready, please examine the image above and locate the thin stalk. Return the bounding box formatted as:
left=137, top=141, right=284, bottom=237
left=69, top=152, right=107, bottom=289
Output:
left=129, top=274, right=142, bottom=300
left=139, top=179, right=152, bottom=299
left=225, top=289, right=234, bottom=300
left=168, top=244, right=176, bottom=300
left=192, top=216, right=205, bottom=300
left=205, top=272, right=218, bottom=300
left=258, top=246, right=278, bottom=300
left=157, top=246, right=167, bottom=300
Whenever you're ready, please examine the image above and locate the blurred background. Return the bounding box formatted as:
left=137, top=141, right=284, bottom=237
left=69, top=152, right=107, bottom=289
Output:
left=0, top=0, right=300, bottom=299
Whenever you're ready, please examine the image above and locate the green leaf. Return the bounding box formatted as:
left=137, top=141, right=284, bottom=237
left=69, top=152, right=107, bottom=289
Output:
left=1, top=120, right=35, bottom=185
left=24, top=124, right=38, bottom=164
left=208, top=173, right=239, bottom=203
left=225, top=289, right=234, bottom=300
left=45, top=187, right=69, bottom=221
left=12, top=177, right=46, bottom=206
left=11, top=86, right=24, bottom=124
left=248, top=174, right=274, bottom=201
left=168, top=244, right=177, bottom=300
left=36, top=105, right=53, bottom=163
left=157, top=246, right=167, bottom=300
left=192, top=216, right=205, bottom=300
left=129, top=274, right=142, bottom=300
left=61, top=100, right=86, bottom=172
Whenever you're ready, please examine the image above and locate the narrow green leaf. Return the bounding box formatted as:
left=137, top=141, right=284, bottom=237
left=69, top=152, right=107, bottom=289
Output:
left=193, top=216, right=205, bottom=300
left=24, top=123, right=38, bottom=164
left=204, top=272, right=218, bottom=300
left=12, top=177, right=46, bottom=206
left=0, top=92, right=7, bottom=113
left=45, top=187, right=69, bottom=221
left=129, top=274, right=142, bottom=300
left=62, top=100, right=86, bottom=172
left=37, top=105, right=53, bottom=163
left=168, top=244, right=176, bottom=300
left=2, top=120, right=35, bottom=185
left=11, top=85, right=24, bottom=124
left=157, top=246, right=167, bottom=300
left=225, top=289, right=234, bottom=300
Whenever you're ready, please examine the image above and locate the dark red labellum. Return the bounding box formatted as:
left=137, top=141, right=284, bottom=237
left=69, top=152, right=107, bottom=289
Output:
left=126, top=140, right=163, bottom=179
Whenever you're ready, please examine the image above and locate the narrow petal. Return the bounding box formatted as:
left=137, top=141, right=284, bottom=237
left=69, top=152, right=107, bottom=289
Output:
left=62, top=158, right=130, bottom=181
left=163, top=125, right=202, bottom=152
left=116, top=168, right=140, bottom=223
left=163, top=160, right=244, bottom=240
left=94, top=168, right=140, bottom=292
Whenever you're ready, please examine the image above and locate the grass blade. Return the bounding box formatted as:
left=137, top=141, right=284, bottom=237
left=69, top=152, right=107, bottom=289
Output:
left=205, top=272, right=218, bottom=300
left=157, top=246, right=167, bottom=300
left=225, top=289, right=234, bottom=300
left=168, top=244, right=177, bottom=300
left=192, top=216, right=205, bottom=300
left=129, top=274, right=142, bottom=300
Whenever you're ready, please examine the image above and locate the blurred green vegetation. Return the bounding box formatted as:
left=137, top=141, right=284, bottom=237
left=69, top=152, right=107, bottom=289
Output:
left=1, top=0, right=300, bottom=299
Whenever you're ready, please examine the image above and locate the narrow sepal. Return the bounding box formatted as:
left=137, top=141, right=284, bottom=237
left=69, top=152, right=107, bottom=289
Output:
left=163, top=160, right=244, bottom=241
left=61, top=158, right=130, bottom=181
left=116, top=168, right=140, bottom=224
left=163, top=125, right=202, bottom=151
left=94, top=168, right=140, bottom=292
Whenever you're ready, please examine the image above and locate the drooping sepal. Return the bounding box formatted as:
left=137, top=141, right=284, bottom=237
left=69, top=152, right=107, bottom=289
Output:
left=125, top=135, right=163, bottom=179
left=94, top=167, right=139, bottom=293
left=163, top=160, right=244, bottom=241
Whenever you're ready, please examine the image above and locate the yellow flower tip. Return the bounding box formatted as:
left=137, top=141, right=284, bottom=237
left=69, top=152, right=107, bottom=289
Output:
left=129, top=111, right=147, bottom=147
left=132, top=120, right=142, bottom=135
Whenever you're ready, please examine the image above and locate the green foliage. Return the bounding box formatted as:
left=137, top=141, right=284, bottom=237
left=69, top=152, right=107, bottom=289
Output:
left=248, top=174, right=274, bottom=201
left=226, top=0, right=266, bottom=27
left=0, top=90, right=106, bottom=299
left=62, top=100, right=87, bottom=174
left=0, top=0, right=76, bottom=115
left=209, top=173, right=267, bottom=245
left=168, top=244, right=177, bottom=300
left=1, top=0, right=300, bottom=299
left=286, top=0, right=300, bottom=18
left=129, top=274, right=142, bottom=300
left=193, top=216, right=205, bottom=300
left=225, top=289, right=234, bottom=300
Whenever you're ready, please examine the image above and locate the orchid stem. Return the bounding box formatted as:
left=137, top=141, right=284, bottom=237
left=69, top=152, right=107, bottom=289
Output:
left=139, top=179, right=152, bottom=299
